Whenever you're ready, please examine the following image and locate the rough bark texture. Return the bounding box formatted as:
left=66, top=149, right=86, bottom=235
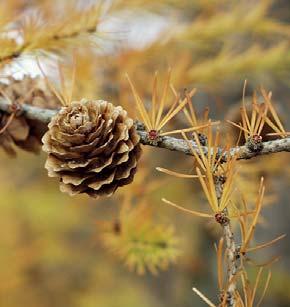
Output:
left=222, top=215, right=237, bottom=307
left=215, top=179, right=237, bottom=307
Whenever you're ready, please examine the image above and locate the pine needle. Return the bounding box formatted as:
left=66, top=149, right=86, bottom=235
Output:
left=256, top=271, right=272, bottom=307
left=227, top=120, right=250, bottom=134
left=246, top=234, right=286, bottom=253
left=182, top=132, right=206, bottom=172
left=37, top=58, right=66, bottom=106
left=216, top=238, right=224, bottom=290
left=157, top=90, right=189, bottom=130
left=155, top=68, right=171, bottom=129
left=261, top=88, right=285, bottom=134
left=246, top=255, right=280, bottom=268
left=151, top=71, right=158, bottom=127
left=156, top=167, right=199, bottom=179
left=192, top=287, right=216, bottom=307
left=196, top=167, right=219, bottom=213
left=162, top=198, right=213, bottom=218
left=251, top=267, right=263, bottom=307
left=160, top=122, right=213, bottom=136
left=241, top=178, right=265, bottom=253
left=126, top=73, right=152, bottom=130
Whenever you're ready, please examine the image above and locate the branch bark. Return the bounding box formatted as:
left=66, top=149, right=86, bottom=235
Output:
left=215, top=179, right=237, bottom=307
left=222, top=216, right=237, bottom=307
left=0, top=98, right=289, bottom=161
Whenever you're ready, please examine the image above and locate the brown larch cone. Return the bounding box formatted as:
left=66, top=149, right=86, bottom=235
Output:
left=0, top=112, right=30, bottom=156
left=0, top=76, right=60, bottom=155
left=42, top=99, right=142, bottom=198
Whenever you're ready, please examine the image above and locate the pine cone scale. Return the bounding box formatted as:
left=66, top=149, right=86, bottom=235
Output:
left=0, top=76, right=60, bottom=156
left=50, top=127, right=87, bottom=145
left=7, top=117, right=29, bottom=140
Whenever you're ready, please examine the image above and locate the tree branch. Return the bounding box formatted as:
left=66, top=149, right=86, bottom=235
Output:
left=0, top=18, right=99, bottom=64
left=215, top=179, right=237, bottom=307
left=0, top=98, right=289, bottom=160
left=222, top=216, right=237, bottom=306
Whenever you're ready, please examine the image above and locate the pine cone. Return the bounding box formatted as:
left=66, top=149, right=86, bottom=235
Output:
left=0, top=112, right=30, bottom=156
left=0, top=76, right=60, bottom=155
left=42, top=99, right=142, bottom=198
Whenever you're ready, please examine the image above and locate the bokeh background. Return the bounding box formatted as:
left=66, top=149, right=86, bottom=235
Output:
left=0, top=1, right=289, bottom=306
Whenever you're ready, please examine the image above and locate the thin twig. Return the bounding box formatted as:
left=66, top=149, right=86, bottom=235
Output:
left=0, top=98, right=289, bottom=160
left=215, top=179, right=238, bottom=307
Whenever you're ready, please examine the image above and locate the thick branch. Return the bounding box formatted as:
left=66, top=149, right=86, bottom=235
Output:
left=0, top=99, right=289, bottom=160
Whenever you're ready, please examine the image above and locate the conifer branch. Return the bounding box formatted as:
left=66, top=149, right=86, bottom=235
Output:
left=0, top=98, right=289, bottom=160
left=0, top=26, right=93, bottom=64
left=0, top=6, right=102, bottom=65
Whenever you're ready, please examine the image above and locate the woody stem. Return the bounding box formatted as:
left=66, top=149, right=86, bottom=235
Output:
left=222, top=211, right=237, bottom=307
left=0, top=99, right=289, bottom=160
left=215, top=178, right=237, bottom=307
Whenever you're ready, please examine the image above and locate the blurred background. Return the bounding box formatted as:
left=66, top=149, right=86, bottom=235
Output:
left=0, top=1, right=289, bottom=306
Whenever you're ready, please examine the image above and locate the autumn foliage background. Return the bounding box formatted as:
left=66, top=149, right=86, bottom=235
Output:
left=0, top=1, right=289, bottom=307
